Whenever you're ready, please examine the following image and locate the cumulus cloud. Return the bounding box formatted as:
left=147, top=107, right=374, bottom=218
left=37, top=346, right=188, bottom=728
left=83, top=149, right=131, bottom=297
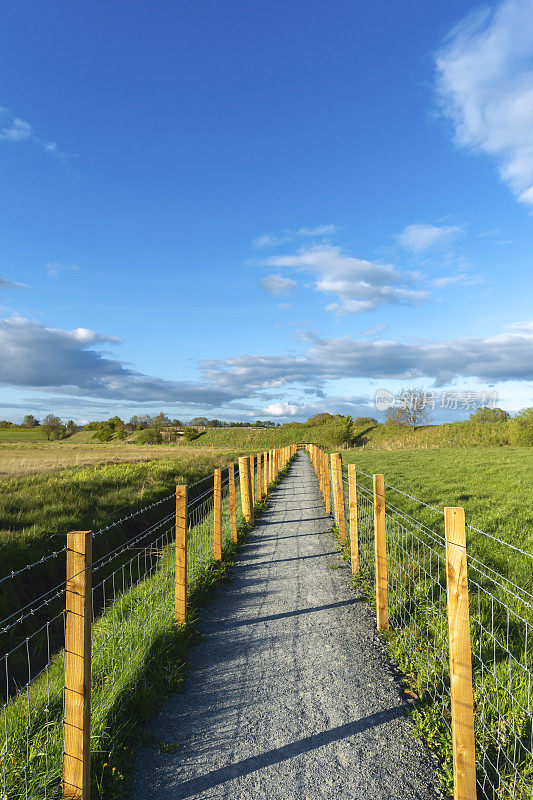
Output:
left=398, top=223, right=464, bottom=253
left=436, top=0, right=533, bottom=205
left=261, top=244, right=427, bottom=315
left=0, top=106, right=64, bottom=158
left=262, top=402, right=300, bottom=417
left=0, top=317, right=231, bottom=405
left=2, top=317, right=532, bottom=410
left=204, top=323, right=533, bottom=393
left=259, top=274, right=298, bottom=296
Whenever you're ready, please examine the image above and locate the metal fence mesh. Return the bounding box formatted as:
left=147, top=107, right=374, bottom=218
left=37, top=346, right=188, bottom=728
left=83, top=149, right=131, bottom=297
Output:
left=0, top=454, right=268, bottom=800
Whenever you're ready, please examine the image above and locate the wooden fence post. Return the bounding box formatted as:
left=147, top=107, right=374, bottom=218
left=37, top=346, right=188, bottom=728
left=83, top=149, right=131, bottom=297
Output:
left=263, top=451, right=268, bottom=495
left=323, top=450, right=330, bottom=514
left=228, top=463, right=237, bottom=542
left=348, top=464, right=359, bottom=574
left=249, top=455, right=255, bottom=502
left=335, top=453, right=346, bottom=541
left=214, top=468, right=222, bottom=560
left=64, top=531, right=92, bottom=800
left=239, top=456, right=253, bottom=524
left=257, top=454, right=262, bottom=501
left=330, top=453, right=339, bottom=526
left=373, top=474, right=389, bottom=631
left=445, top=507, right=477, bottom=800
left=175, top=485, right=187, bottom=623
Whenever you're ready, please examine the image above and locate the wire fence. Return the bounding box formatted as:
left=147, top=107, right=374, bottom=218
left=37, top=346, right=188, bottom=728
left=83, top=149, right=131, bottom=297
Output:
left=0, top=448, right=294, bottom=800
left=314, top=445, right=532, bottom=800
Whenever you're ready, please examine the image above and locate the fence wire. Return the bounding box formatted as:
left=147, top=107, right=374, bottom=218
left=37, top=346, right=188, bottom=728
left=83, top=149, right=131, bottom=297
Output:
left=319, top=454, right=533, bottom=800
left=0, top=456, right=266, bottom=800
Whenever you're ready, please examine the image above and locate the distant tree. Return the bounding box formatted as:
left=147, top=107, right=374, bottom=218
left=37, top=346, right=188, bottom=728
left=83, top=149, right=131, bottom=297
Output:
left=332, top=416, right=353, bottom=446
left=353, top=416, right=378, bottom=426
left=171, top=419, right=183, bottom=427
left=93, top=426, right=114, bottom=442
left=137, top=414, right=152, bottom=429
left=137, top=427, right=163, bottom=444
left=190, top=417, right=210, bottom=427
left=152, top=412, right=171, bottom=429
left=129, top=415, right=140, bottom=429
left=182, top=426, right=200, bottom=441
left=307, top=413, right=335, bottom=426
left=509, top=408, right=533, bottom=445
left=0, top=421, right=13, bottom=429
left=66, top=420, right=77, bottom=435
left=384, top=406, right=405, bottom=426
left=385, top=389, right=431, bottom=431
left=107, top=416, right=125, bottom=430
left=42, top=414, right=62, bottom=440
left=23, top=414, right=39, bottom=428
left=469, top=407, right=510, bottom=423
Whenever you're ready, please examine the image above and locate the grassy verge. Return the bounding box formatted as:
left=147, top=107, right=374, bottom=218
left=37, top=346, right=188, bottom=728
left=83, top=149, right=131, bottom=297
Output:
left=320, top=450, right=533, bottom=799
left=2, top=454, right=296, bottom=800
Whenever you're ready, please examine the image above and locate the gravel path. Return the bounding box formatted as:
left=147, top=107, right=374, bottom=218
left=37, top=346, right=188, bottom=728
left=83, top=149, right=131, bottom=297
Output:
left=130, top=451, right=440, bottom=799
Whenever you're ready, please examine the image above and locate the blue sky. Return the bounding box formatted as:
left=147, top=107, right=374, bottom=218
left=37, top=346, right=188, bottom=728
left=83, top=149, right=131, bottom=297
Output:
left=1, top=0, right=532, bottom=423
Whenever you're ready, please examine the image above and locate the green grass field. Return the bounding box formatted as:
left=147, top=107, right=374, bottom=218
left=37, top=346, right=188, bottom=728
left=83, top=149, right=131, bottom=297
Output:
left=0, top=428, right=46, bottom=442
left=341, top=447, right=533, bottom=590
left=1, top=456, right=292, bottom=800
left=332, top=446, right=533, bottom=797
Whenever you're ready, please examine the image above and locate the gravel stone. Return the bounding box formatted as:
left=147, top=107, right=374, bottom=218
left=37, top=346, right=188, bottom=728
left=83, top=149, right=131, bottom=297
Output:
left=129, top=451, right=440, bottom=799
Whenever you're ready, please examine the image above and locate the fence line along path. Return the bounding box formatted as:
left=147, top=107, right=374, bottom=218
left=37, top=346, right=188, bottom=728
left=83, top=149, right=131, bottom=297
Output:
left=130, top=450, right=439, bottom=800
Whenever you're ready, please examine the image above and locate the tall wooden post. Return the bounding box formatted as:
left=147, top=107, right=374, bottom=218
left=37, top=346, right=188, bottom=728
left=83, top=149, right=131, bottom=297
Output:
left=175, top=485, right=187, bottom=623
left=348, top=464, right=359, bottom=573
left=373, top=474, right=389, bottom=631
left=335, top=453, right=346, bottom=541
left=323, top=450, right=330, bottom=514
left=214, top=468, right=222, bottom=560
left=257, top=454, right=262, bottom=501
left=263, top=451, right=268, bottom=495
left=330, top=453, right=339, bottom=526
left=64, top=531, right=92, bottom=800
left=239, top=456, right=253, bottom=524
left=445, top=507, right=477, bottom=800
left=228, top=463, right=237, bottom=542
left=249, top=455, right=255, bottom=503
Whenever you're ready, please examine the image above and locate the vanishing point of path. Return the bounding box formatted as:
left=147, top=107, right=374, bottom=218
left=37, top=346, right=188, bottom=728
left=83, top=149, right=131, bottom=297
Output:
left=130, top=452, right=440, bottom=800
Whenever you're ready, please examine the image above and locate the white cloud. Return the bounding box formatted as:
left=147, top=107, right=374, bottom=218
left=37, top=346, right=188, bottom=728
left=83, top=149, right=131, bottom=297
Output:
left=506, top=320, right=533, bottom=333
left=0, top=117, right=32, bottom=142
left=0, top=106, right=64, bottom=158
left=398, top=223, right=464, bottom=253
left=45, top=262, right=80, bottom=278
left=262, top=402, right=300, bottom=417
left=252, top=223, right=339, bottom=249
left=3, top=315, right=532, bottom=414
left=296, top=224, right=339, bottom=236
left=436, top=0, right=533, bottom=205
left=262, top=244, right=427, bottom=315
left=431, top=273, right=483, bottom=288
left=203, top=322, right=533, bottom=394
left=259, top=274, right=298, bottom=296
left=0, top=317, right=232, bottom=405
left=0, top=277, right=31, bottom=290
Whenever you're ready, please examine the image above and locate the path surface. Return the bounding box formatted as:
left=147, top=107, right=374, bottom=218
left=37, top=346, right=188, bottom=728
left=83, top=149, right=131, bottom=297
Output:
left=130, top=452, right=440, bottom=800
